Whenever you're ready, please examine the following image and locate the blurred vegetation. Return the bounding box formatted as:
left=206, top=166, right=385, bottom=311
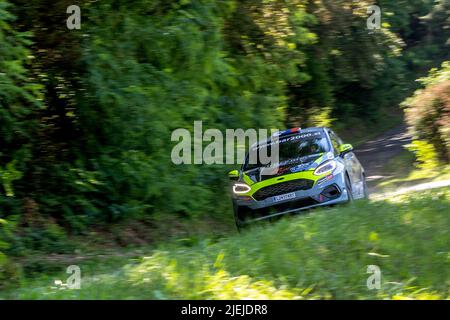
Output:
left=1, top=189, right=448, bottom=299
left=403, top=61, right=450, bottom=167
left=375, top=149, right=450, bottom=193
left=0, top=0, right=449, bottom=263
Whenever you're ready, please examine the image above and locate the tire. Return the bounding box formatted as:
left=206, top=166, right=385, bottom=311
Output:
left=235, top=217, right=249, bottom=233
left=345, top=173, right=353, bottom=202
left=236, top=222, right=246, bottom=233
left=362, top=174, right=369, bottom=199
left=233, top=202, right=247, bottom=232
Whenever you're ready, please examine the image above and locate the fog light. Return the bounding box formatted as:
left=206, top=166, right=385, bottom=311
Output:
left=321, top=185, right=341, bottom=199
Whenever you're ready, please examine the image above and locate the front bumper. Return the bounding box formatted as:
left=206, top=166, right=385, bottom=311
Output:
left=234, top=171, right=349, bottom=224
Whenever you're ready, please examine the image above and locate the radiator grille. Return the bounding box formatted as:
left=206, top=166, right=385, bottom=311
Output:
left=253, top=179, right=314, bottom=201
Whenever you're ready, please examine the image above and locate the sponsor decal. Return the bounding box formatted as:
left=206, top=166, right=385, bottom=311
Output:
left=317, top=174, right=334, bottom=185
left=290, top=163, right=310, bottom=173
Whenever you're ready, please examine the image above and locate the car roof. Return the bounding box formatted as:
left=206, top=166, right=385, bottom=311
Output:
left=251, top=127, right=328, bottom=148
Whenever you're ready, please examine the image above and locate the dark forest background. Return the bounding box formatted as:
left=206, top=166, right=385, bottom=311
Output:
left=0, top=0, right=448, bottom=262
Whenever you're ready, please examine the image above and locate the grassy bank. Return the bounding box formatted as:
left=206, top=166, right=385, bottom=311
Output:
left=1, top=188, right=448, bottom=300
left=374, top=150, right=450, bottom=193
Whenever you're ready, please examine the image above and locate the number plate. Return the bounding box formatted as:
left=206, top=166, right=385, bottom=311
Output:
left=273, top=192, right=296, bottom=202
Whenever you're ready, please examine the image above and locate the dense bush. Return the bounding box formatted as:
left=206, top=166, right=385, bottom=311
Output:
left=403, top=61, right=450, bottom=164
left=0, top=219, right=7, bottom=267
left=0, top=0, right=43, bottom=258
left=73, top=0, right=294, bottom=221
left=3, top=0, right=315, bottom=231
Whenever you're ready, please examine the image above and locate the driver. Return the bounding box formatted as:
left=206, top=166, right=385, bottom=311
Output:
left=310, top=142, right=320, bottom=154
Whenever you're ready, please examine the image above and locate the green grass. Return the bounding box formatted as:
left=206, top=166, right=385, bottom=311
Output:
left=1, top=188, right=449, bottom=300
left=375, top=150, right=450, bottom=192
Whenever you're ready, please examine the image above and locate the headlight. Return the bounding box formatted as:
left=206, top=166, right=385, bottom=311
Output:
left=314, top=160, right=337, bottom=176
left=233, top=183, right=251, bottom=194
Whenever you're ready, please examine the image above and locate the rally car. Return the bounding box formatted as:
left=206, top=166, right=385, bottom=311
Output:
left=228, top=127, right=368, bottom=230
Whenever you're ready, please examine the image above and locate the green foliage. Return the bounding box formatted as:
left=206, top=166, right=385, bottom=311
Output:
left=290, top=0, right=450, bottom=130
left=0, top=0, right=45, bottom=257
left=0, top=218, right=8, bottom=267
left=286, top=0, right=407, bottom=127
left=0, top=160, right=23, bottom=196
left=418, top=61, right=450, bottom=86
left=407, top=140, right=440, bottom=170
left=403, top=61, right=450, bottom=163
left=0, top=218, right=22, bottom=290
left=28, top=0, right=311, bottom=225
left=0, top=0, right=42, bottom=159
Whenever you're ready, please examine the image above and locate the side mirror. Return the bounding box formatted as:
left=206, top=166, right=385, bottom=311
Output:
left=228, top=170, right=239, bottom=181
left=339, top=143, right=353, bottom=155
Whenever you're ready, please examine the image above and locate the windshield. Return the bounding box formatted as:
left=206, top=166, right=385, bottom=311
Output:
left=243, top=131, right=330, bottom=171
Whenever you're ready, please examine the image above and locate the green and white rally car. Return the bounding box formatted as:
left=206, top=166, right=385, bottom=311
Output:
left=228, top=127, right=368, bottom=229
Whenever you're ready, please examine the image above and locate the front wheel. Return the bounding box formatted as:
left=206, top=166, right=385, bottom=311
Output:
left=362, top=174, right=369, bottom=199
left=233, top=202, right=247, bottom=232
left=345, top=174, right=353, bottom=202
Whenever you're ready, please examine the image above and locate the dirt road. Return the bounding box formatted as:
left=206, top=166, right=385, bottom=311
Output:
left=353, top=125, right=411, bottom=192
left=353, top=125, right=450, bottom=198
